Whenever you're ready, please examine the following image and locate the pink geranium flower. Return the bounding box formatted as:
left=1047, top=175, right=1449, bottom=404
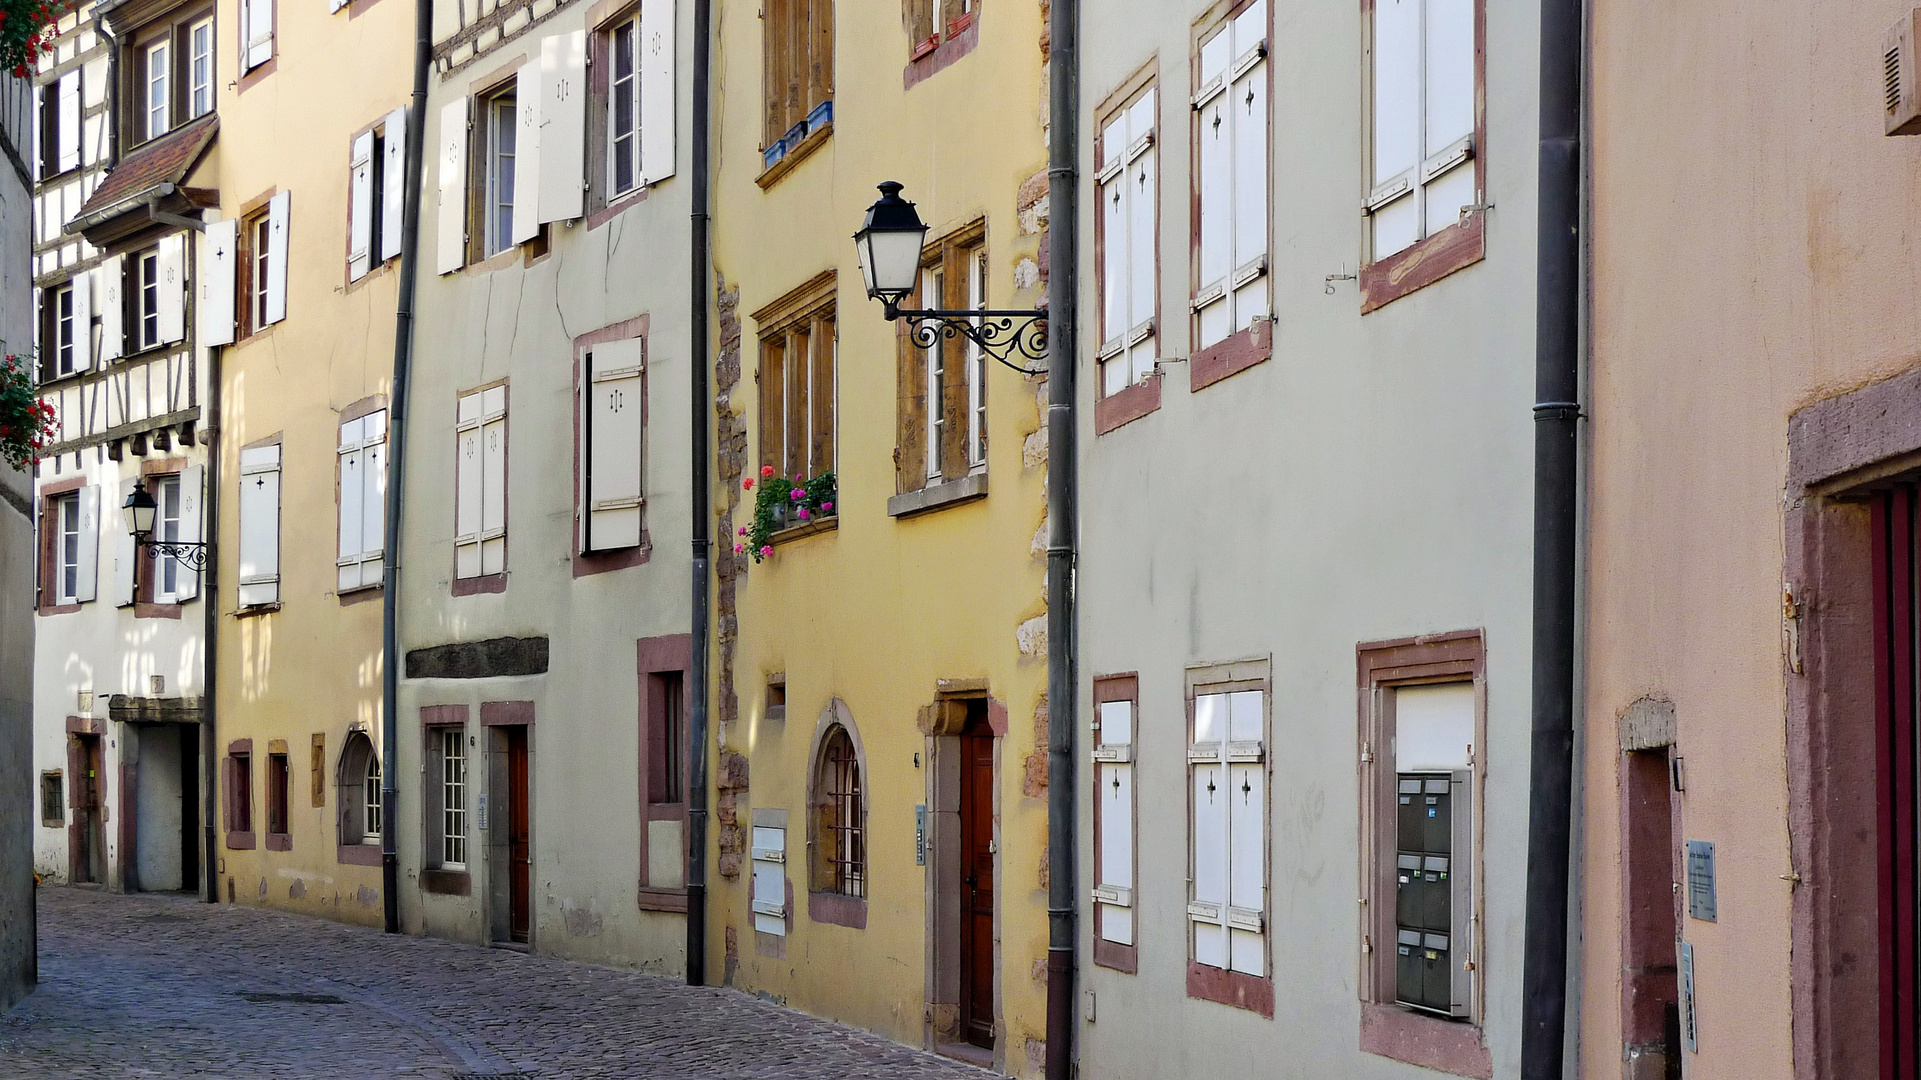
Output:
left=759, top=545, right=773, bottom=558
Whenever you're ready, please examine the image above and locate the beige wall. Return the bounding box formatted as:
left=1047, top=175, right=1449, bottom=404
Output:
left=1581, top=1, right=1921, bottom=1076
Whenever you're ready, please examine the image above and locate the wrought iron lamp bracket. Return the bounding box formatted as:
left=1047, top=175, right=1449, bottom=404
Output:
left=882, top=305, right=1050, bottom=376
left=138, top=538, right=212, bottom=571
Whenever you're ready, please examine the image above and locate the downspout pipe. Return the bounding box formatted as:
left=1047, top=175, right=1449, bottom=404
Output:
left=380, top=0, right=433, bottom=936
left=1519, top=0, right=1583, bottom=1065
left=1042, top=0, right=1079, bottom=1068
left=684, top=0, right=713, bottom=988
left=199, top=232, right=221, bottom=904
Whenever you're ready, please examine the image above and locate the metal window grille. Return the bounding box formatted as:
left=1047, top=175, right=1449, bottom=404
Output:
left=442, top=729, right=466, bottom=867
left=822, top=729, right=864, bottom=898
left=364, top=752, right=382, bottom=841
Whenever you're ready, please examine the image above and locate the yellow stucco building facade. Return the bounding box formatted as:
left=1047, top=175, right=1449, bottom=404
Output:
left=706, top=0, right=1053, bottom=1072
left=211, top=0, right=411, bottom=922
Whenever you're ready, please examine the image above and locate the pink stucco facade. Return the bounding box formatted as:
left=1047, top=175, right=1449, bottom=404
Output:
left=1583, top=1, right=1921, bottom=1077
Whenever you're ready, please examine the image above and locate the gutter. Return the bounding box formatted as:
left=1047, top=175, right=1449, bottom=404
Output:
left=684, top=0, right=713, bottom=987
left=199, top=220, right=221, bottom=903
left=380, top=0, right=434, bottom=935
left=1042, top=0, right=1079, bottom=1069
left=1519, top=0, right=1584, bottom=1065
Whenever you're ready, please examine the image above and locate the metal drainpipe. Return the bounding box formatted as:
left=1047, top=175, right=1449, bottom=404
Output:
left=199, top=237, right=221, bottom=904
left=380, top=0, right=433, bottom=936
left=1042, top=0, right=1080, bottom=1067
left=683, top=0, right=713, bottom=988
left=1519, top=0, right=1583, bottom=1064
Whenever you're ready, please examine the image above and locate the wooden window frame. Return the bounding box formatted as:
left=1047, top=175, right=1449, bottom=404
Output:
left=637, top=634, right=692, bottom=910
left=757, top=0, right=833, bottom=183
left=1356, top=630, right=1491, bottom=1078
left=121, top=6, right=218, bottom=149
left=452, top=381, right=509, bottom=594
left=225, top=743, right=255, bottom=849
left=754, top=272, right=838, bottom=528
left=474, top=81, right=520, bottom=260
left=1357, top=0, right=1487, bottom=313
left=1094, top=67, right=1164, bottom=436
left=1187, top=0, right=1273, bottom=393
left=36, top=477, right=87, bottom=616
left=264, top=749, right=292, bottom=850
left=1183, top=657, right=1273, bottom=1016
left=418, top=707, right=472, bottom=892
left=1092, top=673, right=1139, bottom=973
left=238, top=204, right=272, bottom=341
left=43, top=280, right=76, bottom=381
left=892, top=221, right=988, bottom=509
left=40, top=771, right=64, bottom=828
left=422, top=722, right=470, bottom=872
left=333, top=729, right=383, bottom=865
left=141, top=466, right=188, bottom=611
left=50, top=490, right=82, bottom=608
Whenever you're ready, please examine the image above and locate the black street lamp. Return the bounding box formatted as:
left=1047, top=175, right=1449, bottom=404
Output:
left=123, top=485, right=211, bottom=571
left=854, top=181, right=1049, bottom=373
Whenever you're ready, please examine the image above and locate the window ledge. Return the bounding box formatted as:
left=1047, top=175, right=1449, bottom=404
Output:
left=888, top=472, right=987, bottom=519
left=226, top=830, right=255, bottom=850
left=1095, top=373, right=1162, bottom=435
left=232, top=602, right=280, bottom=619
left=1186, top=960, right=1274, bottom=1017
left=904, top=20, right=979, bottom=89
left=264, top=831, right=292, bottom=852
left=1093, top=937, right=1138, bottom=973
left=637, top=886, right=689, bottom=913
left=453, top=573, right=507, bottom=596
left=134, top=602, right=184, bottom=619
left=1358, top=1002, right=1491, bottom=1078
left=1360, top=212, right=1487, bottom=314
left=769, top=514, right=838, bottom=546
left=756, top=121, right=832, bottom=190
left=419, top=868, right=471, bottom=896
left=336, top=843, right=382, bottom=866
left=807, top=890, right=867, bottom=929
left=1190, top=319, right=1272, bottom=392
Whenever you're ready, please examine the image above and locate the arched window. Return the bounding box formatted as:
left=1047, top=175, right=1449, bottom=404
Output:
left=336, top=732, right=382, bottom=850
left=814, top=725, right=865, bottom=898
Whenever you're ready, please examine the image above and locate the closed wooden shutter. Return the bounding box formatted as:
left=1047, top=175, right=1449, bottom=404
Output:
left=96, top=256, right=122, bottom=363
left=1098, top=90, right=1158, bottom=396
left=175, top=465, right=203, bottom=601
left=939, top=246, right=967, bottom=481
left=784, top=325, right=808, bottom=480
left=1370, top=0, right=1421, bottom=257
left=808, top=312, right=834, bottom=478
left=1229, top=1, right=1268, bottom=338
left=381, top=107, right=407, bottom=262
left=538, top=31, right=587, bottom=225
left=454, top=390, right=506, bottom=579
left=639, top=0, right=676, bottom=185
left=157, top=233, right=186, bottom=343
left=243, top=0, right=273, bottom=70
left=349, top=130, right=375, bottom=279
left=1094, top=698, right=1136, bottom=945
left=1193, top=3, right=1267, bottom=349
left=1193, top=27, right=1231, bottom=351
left=436, top=98, right=469, bottom=274
left=337, top=411, right=386, bottom=591
left=512, top=67, right=543, bottom=246
left=237, top=444, right=281, bottom=606
left=71, top=485, right=98, bottom=604
left=263, top=192, right=289, bottom=326
left=583, top=340, right=644, bottom=552
left=750, top=825, right=787, bottom=935
left=69, top=267, right=91, bottom=373
left=198, top=219, right=237, bottom=346
left=759, top=336, right=784, bottom=472
left=1189, top=689, right=1266, bottom=974
left=1420, top=0, right=1475, bottom=236
left=113, top=477, right=137, bottom=607
left=895, top=313, right=924, bottom=492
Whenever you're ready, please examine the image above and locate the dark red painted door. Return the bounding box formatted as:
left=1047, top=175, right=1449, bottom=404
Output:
left=507, top=727, right=531, bottom=943
left=958, top=726, right=995, bottom=1049
left=1873, top=487, right=1921, bottom=1080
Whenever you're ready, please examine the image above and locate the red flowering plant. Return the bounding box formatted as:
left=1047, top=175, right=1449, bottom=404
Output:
left=2, top=0, right=71, bottom=78
left=737, top=463, right=836, bottom=563
left=0, top=353, right=57, bottom=469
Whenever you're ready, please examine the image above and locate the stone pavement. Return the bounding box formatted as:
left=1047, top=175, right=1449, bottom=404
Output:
left=0, top=887, right=1000, bottom=1079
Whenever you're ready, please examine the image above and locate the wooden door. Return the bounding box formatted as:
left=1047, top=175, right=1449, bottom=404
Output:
left=507, top=727, right=531, bottom=943
left=958, top=725, right=995, bottom=1049
left=69, top=735, right=103, bottom=884
left=1872, top=486, right=1921, bottom=1080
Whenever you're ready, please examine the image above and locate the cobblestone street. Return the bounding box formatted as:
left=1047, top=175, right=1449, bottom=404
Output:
left=0, top=887, right=997, bottom=1079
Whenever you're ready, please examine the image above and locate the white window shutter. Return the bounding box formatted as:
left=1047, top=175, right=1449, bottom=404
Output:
left=237, top=445, right=281, bottom=606
left=454, top=392, right=483, bottom=578
left=583, top=339, right=643, bottom=553
left=330, top=0, right=348, bottom=13
left=1095, top=699, right=1135, bottom=946
left=1190, top=751, right=1228, bottom=969
left=349, top=130, right=375, bottom=280
left=1224, top=689, right=1265, bottom=976
left=175, top=465, right=202, bottom=600
left=73, top=485, right=99, bottom=603
left=538, top=32, right=587, bottom=224
left=71, top=268, right=92, bottom=372
left=362, top=410, right=387, bottom=585
left=1229, top=5, right=1268, bottom=335
left=1193, top=28, right=1231, bottom=351
left=57, top=73, right=79, bottom=173
left=244, top=0, right=274, bottom=70
left=96, top=255, right=123, bottom=362
left=436, top=98, right=469, bottom=275
left=381, top=107, right=407, bottom=262
left=639, top=0, right=676, bottom=185
left=480, top=386, right=507, bottom=575
left=750, top=825, right=787, bottom=936
left=1098, top=114, right=1126, bottom=352
left=113, top=477, right=137, bottom=606
left=197, top=218, right=237, bottom=346
left=157, top=233, right=186, bottom=343
left=337, top=415, right=367, bottom=590
left=511, top=67, right=543, bottom=245
left=264, top=191, right=289, bottom=325
left=1424, top=0, right=1475, bottom=153
left=1125, top=91, right=1157, bottom=385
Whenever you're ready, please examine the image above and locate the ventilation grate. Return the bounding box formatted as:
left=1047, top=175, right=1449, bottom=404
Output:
left=1890, top=46, right=1904, bottom=113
